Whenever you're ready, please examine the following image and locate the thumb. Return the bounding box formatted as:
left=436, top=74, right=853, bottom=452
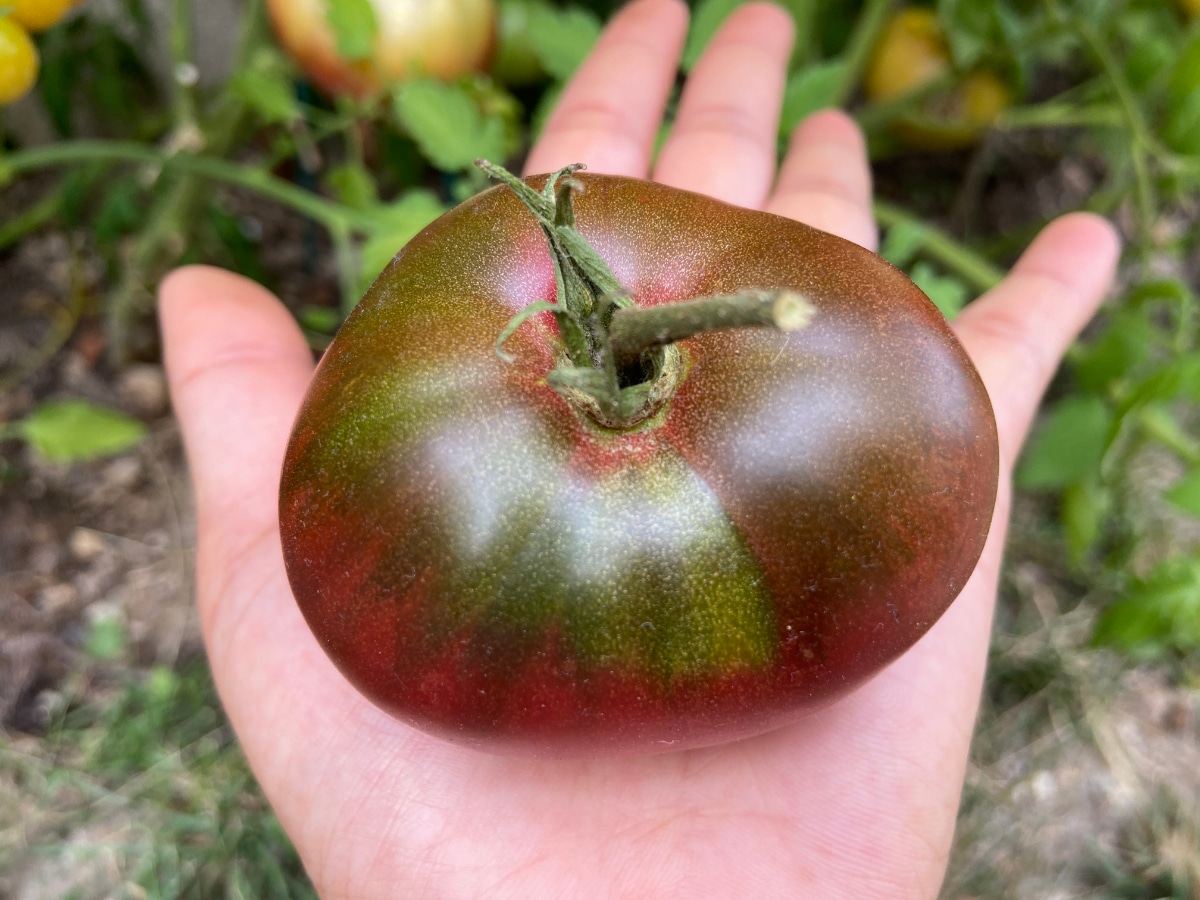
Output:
left=158, top=264, right=314, bottom=604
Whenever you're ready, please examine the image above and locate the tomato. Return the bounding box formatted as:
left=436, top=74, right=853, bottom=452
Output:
left=1179, top=0, right=1200, bottom=19
left=865, top=8, right=949, bottom=102
left=9, top=0, right=82, bottom=33
left=865, top=7, right=1011, bottom=150
left=0, top=16, right=38, bottom=106
left=279, top=169, right=999, bottom=757
left=266, top=0, right=495, bottom=98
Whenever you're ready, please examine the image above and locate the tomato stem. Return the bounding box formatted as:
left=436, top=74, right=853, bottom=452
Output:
left=607, top=290, right=813, bottom=370
left=479, top=160, right=816, bottom=428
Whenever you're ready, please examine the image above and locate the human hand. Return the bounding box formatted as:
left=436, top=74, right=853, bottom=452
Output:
left=159, top=1, right=1119, bottom=896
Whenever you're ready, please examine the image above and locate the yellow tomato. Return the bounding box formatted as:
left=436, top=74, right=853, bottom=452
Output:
left=0, top=16, right=39, bottom=105
left=1179, top=0, right=1200, bottom=19
left=865, top=8, right=950, bottom=103
left=866, top=7, right=1011, bottom=150
left=267, top=0, right=496, bottom=99
left=9, top=0, right=83, bottom=33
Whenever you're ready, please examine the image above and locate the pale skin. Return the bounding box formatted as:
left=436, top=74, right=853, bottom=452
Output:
left=158, top=1, right=1120, bottom=896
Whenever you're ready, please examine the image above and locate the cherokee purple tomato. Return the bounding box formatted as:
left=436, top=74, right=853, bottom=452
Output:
left=278, top=173, right=999, bottom=757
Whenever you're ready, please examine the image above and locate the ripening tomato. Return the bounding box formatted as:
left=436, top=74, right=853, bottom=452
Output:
left=865, top=7, right=1011, bottom=150
left=0, top=16, right=38, bottom=106
left=266, top=0, right=495, bottom=98
left=279, top=170, right=999, bottom=757
left=9, top=0, right=82, bottom=33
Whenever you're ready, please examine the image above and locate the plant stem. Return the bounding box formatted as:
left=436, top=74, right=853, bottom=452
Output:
left=169, top=0, right=198, bottom=129
left=2, top=140, right=354, bottom=233
left=830, top=0, right=894, bottom=107
left=0, top=182, right=63, bottom=251
left=608, top=291, right=813, bottom=369
left=1078, top=21, right=1155, bottom=247
left=873, top=199, right=1005, bottom=293
left=853, top=71, right=955, bottom=135
left=996, top=102, right=1123, bottom=130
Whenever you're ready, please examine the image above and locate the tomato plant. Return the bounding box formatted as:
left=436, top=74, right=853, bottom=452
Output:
left=865, top=7, right=1011, bottom=150
left=266, top=0, right=495, bottom=98
left=9, top=0, right=82, bottom=33
left=279, top=165, right=999, bottom=756
left=0, top=14, right=38, bottom=105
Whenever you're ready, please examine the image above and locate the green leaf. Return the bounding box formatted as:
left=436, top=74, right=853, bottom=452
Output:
left=1121, top=356, right=1200, bottom=413
left=394, top=80, right=508, bottom=171
left=324, top=0, right=378, bottom=62
left=1165, top=30, right=1200, bottom=154
left=93, top=179, right=144, bottom=245
left=231, top=57, right=301, bottom=124
left=85, top=616, right=127, bottom=661
left=936, top=0, right=990, bottom=69
left=357, top=189, right=447, bottom=293
left=1062, top=477, right=1108, bottom=564
left=1093, top=557, right=1200, bottom=657
left=324, top=162, right=379, bottom=210
left=880, top=221, right=928, bottom=270
left=683, top=0, right=745, bottom=72
left=146, top=666, right=179, bottom=703
left=526, top=5, right=601, bottom=81
left=910, top=261, right=968, bottom=320
left=1072, top=309, right=1154, bottom=393
left=299, top=306, right=344, bottom=334
left=779, top=59, right=846, bottom=136
left=203, top=202, right=267, bottom=282
left=17, top=399, right=147, bottom=462
left=1138, top=404, right=1200, bottom=464
left=1165, top=468, right=1200, bottom=517
left=1017, top=395, right=1111, bottom=490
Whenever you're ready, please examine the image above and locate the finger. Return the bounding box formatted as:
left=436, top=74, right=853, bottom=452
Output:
left=158, top=266, right=314, bottom=583
left=768, top=109, right=876, bottom=250
left=953, top=213, right=1121, bottom=468
left=525, top=0, right=689, bottom=177
left=653, top=2, right=794, bottom=206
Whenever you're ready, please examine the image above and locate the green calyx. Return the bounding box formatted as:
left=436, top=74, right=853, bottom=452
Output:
left=478, top=160, right=815, bottom=430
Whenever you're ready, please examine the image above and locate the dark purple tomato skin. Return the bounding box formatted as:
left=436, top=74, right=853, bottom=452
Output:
left=279, top=173, right=999, bottom=757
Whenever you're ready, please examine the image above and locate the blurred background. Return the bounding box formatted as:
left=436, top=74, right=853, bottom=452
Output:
left=1, top=0, right=1198, bottom=896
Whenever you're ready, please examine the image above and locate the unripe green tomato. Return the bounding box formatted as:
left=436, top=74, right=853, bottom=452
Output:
left=267, top=0, right=496, bottom=98
left=0, top=16, right=39, bottom=106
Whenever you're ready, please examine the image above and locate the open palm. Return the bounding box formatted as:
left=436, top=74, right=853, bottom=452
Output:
left=159, top=1, right=1119, bottom=896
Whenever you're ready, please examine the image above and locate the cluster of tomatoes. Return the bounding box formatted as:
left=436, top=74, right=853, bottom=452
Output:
left=0, top=0, right=82, bottom=105
left=864, top=7, right=1011, bottom=151
left=263, top=1, right=1008, bottom=152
